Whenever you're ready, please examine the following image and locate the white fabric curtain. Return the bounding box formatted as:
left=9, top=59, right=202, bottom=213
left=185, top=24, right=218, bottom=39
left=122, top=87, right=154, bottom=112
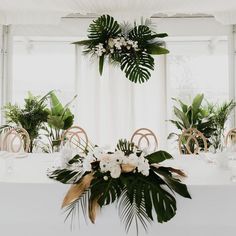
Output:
left=75, top=46, right=167, bottom=148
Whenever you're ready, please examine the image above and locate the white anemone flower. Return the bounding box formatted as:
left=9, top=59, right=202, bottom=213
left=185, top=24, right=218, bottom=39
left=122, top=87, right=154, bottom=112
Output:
left=93, top=147, right=104, bottom=160
left=112, top=150, right=125, bottom=164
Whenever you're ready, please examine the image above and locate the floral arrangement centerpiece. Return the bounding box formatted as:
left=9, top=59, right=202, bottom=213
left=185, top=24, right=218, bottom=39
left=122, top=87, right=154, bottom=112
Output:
left=74, top=15, right=169, bottom=83
left=48, top=139, right=191, bottom=234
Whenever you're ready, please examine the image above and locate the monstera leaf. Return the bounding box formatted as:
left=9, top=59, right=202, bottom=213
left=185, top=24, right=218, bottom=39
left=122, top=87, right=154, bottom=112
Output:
left=120, top=52, right=154, bottom=83
left=88, top=14, right=121, bottom=42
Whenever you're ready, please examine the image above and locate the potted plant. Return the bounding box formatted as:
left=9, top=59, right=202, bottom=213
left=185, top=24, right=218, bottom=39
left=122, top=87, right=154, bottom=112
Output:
left=43, top=91, right=77, bottom=152
left=2, top=92, right=49, bottom=152
left=168, top=94, right=216, bottom=153
left=206, top=100, right=236, bottom=152
left=169, top=94, right=236, bottom=154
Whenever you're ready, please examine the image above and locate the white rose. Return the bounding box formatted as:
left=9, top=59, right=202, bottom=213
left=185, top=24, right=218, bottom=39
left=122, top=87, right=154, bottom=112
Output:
left=110, top=166, right=121, bottom=178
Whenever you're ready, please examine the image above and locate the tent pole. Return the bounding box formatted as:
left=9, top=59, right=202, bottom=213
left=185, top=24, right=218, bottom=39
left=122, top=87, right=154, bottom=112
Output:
left=228, top=25, right=236, bottom=128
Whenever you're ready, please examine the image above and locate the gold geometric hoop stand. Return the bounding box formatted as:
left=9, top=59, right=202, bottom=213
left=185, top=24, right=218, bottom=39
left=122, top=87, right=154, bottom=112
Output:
left=178, top=128, right=208, bottom=155
left=131, top=128, right=158, bottom=152
left=61, top=126, right=89, bottom=151
left=2, top=127, right=30, bottom=153
left=225, top=128, right=236, bottom=147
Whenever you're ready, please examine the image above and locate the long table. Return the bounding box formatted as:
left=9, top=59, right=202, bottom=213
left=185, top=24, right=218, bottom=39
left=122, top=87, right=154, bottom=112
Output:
left=0, top=153, right=236, bottom=236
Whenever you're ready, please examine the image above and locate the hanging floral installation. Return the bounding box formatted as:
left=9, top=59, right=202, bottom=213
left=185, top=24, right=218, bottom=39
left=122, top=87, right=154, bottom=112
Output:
left=48, top=139, right=191, bottom=234
left=74, top=15, right=169, bottom=83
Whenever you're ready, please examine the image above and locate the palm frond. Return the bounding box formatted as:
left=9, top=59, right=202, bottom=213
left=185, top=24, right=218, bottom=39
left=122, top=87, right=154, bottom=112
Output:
left=64, top=189, right=91, bottom=228
left=116, top=139, right=136, bottom=155
left=118, top=188, right=151, bottom=234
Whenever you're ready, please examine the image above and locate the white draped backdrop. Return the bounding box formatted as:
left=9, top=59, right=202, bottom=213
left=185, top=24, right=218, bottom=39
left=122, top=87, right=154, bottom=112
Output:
left=75, top=46, right=167, bottom=148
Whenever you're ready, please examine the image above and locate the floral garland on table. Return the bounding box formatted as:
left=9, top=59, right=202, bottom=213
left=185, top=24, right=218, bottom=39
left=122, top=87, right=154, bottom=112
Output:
left=48, top=139, right=191, bottom=234
left=74, top=15, right=169, bottom=83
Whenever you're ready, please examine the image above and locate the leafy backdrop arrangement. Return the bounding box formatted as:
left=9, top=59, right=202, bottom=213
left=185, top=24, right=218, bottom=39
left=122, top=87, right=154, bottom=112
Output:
left=74, top=14, right=169, bottom=83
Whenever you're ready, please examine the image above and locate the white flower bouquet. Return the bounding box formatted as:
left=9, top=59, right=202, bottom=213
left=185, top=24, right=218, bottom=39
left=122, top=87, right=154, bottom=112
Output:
left=48, top=139, right=191, bottom=234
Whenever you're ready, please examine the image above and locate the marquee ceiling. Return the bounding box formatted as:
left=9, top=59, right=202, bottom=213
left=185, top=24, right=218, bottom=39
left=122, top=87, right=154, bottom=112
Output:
left=0, top=0, right=236, bottom=25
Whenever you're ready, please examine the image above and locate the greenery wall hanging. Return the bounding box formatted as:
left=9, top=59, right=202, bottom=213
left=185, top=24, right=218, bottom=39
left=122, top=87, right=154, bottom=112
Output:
left=74, top=15, right=169, bottom=83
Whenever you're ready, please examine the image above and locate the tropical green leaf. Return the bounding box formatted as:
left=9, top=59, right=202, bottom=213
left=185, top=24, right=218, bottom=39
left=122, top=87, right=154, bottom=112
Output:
left=156, top=33, right=168, bottom=38
left=173, top=106, right=190, bottom=128
left=49, top=92, right=64, bottom=116
left=152, top=167, right=191, bottom=199
left=172, top=98, right=188, bottom=113
left=169, top=120, right=184, bottom=130
left=192, top=94, right=204, bottom=122
left=129, top=25, right=153, bottom=42
left=63, top=115, right=74, bottom=130
left=88, top=14, right=121, bottom=41
left=120, top=172, right=178, bottom=225
left=146, top=150, right=173, bottom=164
left=47, top=92, right=76, bottom=130
left=120, top=52, right=154, bottom=83
left=116, top=139, right=136, bottom=155
left=47, top=115, right=64, bottom=129
left=73, top=39, right=94, bottom=45
left=146, top=44, right=169, bottom=55
left=118, top=188, right=151, bottom=233
left=90, top=177, right=124, bottom=206
left=99, top=54, right=105, bottom=75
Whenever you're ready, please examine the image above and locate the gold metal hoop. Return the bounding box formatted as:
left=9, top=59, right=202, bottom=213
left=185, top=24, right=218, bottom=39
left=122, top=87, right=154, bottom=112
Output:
left=225, top=128, right=236, bottom=147
left=178, top=128, right=207, bottom=155
left=131, top=128, right=158, bottom=152
left=2, top=127, right=30, bottom=153
left=61, top=126, right=89, bottom=151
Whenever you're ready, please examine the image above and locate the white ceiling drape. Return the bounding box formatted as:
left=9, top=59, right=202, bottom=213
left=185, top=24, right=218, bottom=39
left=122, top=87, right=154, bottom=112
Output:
left=0, top=0, right=236, bottom=25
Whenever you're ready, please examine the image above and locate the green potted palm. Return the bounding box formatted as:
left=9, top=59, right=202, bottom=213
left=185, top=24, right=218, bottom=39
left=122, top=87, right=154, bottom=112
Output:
left=2, top=92, right=49, bottom=152
left=206, top=100, right=236, bottom=152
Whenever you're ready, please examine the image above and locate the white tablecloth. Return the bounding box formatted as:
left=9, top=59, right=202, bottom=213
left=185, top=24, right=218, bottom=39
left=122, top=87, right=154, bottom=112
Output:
left=0, top=153, right=236, bottom=236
